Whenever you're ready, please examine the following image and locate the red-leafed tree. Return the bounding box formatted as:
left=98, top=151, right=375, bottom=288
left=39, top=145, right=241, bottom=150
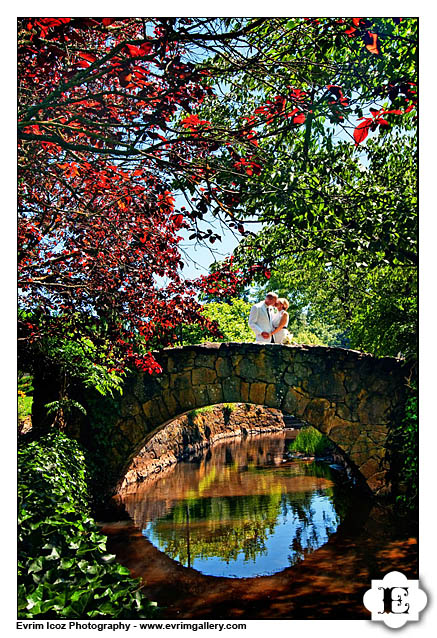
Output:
left=18, top=17, right=271, bottom=392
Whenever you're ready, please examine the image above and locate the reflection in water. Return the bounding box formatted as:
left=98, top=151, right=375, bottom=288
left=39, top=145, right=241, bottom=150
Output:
left=120, top=433, right=343, bottom=578
left=105, top=431, right=418, bottom=619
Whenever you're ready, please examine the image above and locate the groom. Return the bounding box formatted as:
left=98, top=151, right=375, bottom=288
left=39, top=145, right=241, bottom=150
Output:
left=248, top=292, right=278, bottom=343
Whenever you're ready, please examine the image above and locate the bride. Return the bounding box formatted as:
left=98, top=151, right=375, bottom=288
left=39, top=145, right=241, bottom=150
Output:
left=271, top=297, right=291, bottom=344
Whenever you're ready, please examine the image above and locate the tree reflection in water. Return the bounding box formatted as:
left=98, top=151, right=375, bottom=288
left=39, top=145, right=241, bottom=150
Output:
left=143, top=489, right=339, bottom=577
left=122, top=434, right=346, bottom=578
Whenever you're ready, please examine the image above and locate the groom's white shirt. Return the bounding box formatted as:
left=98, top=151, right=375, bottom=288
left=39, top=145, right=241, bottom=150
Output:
left=248, top=301, right=273, bottom=343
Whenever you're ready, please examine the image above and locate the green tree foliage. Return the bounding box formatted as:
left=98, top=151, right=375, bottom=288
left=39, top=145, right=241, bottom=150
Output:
left=348, top=267, right=417, bottom=357
left=181, top=298, right=255, bottom=344
left=18, top=373, right=34, bottom=429
left=18, top=432, right=158, bottom=619
left=196, top=18, right=417, bottom=358
left=255, top=252, right=416, bottom=356
left=199, top=18, right=417, bottom=266
left=18, top=309, right=126, bottom=428
left=181, top=297, right=345, bottom=347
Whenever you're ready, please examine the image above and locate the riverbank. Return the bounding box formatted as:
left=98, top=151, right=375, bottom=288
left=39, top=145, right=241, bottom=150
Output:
left=118, top=403, right=288, bottom=492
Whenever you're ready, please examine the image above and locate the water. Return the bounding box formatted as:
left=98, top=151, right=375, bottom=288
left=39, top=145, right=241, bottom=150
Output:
left=102, top=431, right=418, bottom=619
left=136, top=437, right=341, bottom=578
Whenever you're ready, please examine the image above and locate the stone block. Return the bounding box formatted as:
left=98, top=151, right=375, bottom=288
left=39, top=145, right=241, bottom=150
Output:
left=357, top=393, right=391, bottom=424
left=368, top=376, right=389, bottom=393
left=128, top=375, right=149, bottom=403
left=366, top=470, right=389, bottom=495
left=263, top=349, right=289, bottom=373
left=284, top=371, right=299, bottom=386
left=366, top=425, right=389, bottom=445
left=168, top=352, right=195, bottom=373
left=155, top=397, right=170, bottom=421
left=165, top=356, right=176, bottom=373
left=207, top=383, right=224, bottom=405
left=161, top=389, right=180, bottom=419
left=358, top=457, right=385, bottom=482
left=265, top=383, right=285, bottom=409
left=142, top=398, right=165, bottom=426
left=294, top=362, right=312, bottom=379
left=344, top=374, right=361, bottom=393
left=323, top=413, right=354, bottom=435
left=192, top=367, right=217, bottom=386
left=120, top=395, right=142, bottom=418
left=249, top=382, right=266, bottom=405
left=304, top=397, right=335, bottom=430
left=191, top=383, right=210, bottom=408
left=326, top=371, right=346, bottom=397
left=234, top=356, right=260, bottom=381
left=282, top=387, right=309, bottom=417
left=222, top=377, right=242, bottom=403
left=240, top=381, right=249, bottom=403
left=349, top=435, right=380, bottom=467
left=345, top=388, right=366, bottom=414
left=328, top=422, right=360, bottom=451
left=176, top=388, right=197, bottom=412
left=335, top=401, right=352, bottom=422
left=118, top=417, right=145, bottom=445
left=169, top=370, right=192, bottom=391
left=194, top=352, right=217, bottom=369
left=235, top=352, right=280, bottom=383
left=216, top=357, right=232, bottom=378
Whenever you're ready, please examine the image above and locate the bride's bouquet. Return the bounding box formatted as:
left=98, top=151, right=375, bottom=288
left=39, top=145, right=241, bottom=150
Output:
left=280, top=332, right=297, bottom=346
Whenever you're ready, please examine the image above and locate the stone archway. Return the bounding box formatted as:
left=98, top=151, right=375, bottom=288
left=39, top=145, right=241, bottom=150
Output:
left=61, top=343, right=411, bottom=496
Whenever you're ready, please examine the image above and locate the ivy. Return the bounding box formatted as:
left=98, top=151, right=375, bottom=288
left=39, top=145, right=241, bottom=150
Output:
left=18, top=432, right=158, bottom=619
left=391, top=384, right=418, bottom=514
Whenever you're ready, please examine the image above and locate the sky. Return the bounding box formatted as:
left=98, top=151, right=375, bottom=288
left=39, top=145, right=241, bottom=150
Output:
left=177, top=207, right=244, bottom=280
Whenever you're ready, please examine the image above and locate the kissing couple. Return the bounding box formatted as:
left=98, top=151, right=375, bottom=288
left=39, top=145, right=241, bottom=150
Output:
left=248, top=292, right=292, bottom=344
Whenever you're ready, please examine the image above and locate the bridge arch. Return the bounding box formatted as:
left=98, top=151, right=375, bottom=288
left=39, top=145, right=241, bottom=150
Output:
left=65, top=343, right=410, bottom=495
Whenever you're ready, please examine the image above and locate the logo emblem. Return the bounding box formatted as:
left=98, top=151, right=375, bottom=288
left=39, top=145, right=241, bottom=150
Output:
left=363, top=571, right=427, bottom=628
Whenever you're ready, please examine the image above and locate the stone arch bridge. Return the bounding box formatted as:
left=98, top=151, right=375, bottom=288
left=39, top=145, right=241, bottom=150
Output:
left=52, top=343, right=412, bottom=496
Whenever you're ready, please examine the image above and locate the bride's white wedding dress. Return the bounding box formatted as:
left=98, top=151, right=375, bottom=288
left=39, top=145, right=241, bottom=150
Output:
left=272, top=310, right=290, bottom=344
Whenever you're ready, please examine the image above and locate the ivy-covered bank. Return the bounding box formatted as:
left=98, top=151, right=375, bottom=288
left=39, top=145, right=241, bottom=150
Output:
left=388, top=383, right=418, bottom=514
left=18, top=432, right=158, bottom=619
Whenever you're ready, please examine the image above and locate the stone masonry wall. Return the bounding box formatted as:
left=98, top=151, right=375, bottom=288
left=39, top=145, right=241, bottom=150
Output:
left=118, top=403, right=285, bottom=491
left=46, top=342, right=414, bottom=496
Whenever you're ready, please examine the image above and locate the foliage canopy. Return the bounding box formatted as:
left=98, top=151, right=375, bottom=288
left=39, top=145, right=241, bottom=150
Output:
left=18, top=17, right=417, bottom=381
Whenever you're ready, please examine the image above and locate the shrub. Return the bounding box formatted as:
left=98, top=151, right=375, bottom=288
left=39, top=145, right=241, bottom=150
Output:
left=288, top=426, right=332, bottom=457
left=18, top=431, right=158, bottom=619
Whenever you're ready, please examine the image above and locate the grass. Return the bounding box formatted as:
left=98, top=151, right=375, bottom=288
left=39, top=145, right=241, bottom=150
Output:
left=189, top=405, right=217, bottom=417
left=189, top=403, right=240, bottom=418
